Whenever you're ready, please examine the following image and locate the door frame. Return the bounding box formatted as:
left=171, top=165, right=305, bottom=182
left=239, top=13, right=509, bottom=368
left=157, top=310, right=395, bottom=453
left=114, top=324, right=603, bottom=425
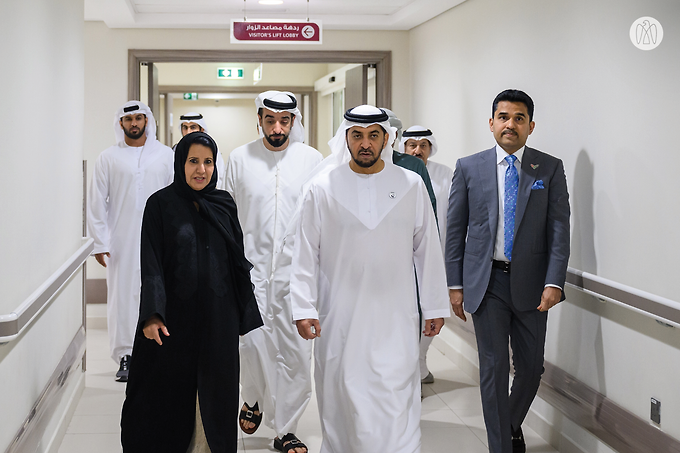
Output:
left=128, top=50, right=392, bottom=150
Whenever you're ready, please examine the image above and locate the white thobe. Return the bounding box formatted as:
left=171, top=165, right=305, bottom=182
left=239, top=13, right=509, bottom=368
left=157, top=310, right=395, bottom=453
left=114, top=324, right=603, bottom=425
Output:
left=87, top=139, right=174, bottom=362
left=291, top=163, right=450, bottom=453
left=419, top=160, right=455, bottom=378
left=215, top=151, right=227, bottom=191
left=226, top=138, right=322, bottom=435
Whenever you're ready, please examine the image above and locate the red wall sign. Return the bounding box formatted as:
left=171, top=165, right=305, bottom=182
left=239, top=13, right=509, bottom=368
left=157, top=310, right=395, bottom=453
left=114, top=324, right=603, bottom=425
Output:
left=231, top=20, right=322, bottom=44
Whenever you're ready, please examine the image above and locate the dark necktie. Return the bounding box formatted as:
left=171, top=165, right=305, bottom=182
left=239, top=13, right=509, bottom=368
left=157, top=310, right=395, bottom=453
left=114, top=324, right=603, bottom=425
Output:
left=504, top=154, right=518, bottom=261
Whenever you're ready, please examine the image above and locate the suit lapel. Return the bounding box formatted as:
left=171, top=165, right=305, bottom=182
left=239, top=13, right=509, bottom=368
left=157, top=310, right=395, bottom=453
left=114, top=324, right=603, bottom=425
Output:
left=515, top=147, right=539, bottom=235
left=477, top=148, right=498, bottom=239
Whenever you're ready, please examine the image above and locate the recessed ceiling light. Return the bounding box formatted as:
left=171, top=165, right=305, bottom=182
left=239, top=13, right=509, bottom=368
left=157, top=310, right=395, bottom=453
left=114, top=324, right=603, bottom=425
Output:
left=259, top=0, right=283, bottom=4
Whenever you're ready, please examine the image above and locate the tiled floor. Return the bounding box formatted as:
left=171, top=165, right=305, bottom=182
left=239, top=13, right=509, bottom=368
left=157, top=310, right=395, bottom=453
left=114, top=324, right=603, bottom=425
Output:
left=58, top=322, right=558, bottom=453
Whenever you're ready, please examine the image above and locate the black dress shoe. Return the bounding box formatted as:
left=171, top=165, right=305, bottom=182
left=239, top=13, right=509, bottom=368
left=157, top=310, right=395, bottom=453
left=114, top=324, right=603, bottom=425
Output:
left=116, top=355, right=130, bottom=382
left=512, top=427, right=526, bottom=453
left=421, top=372, right=435, bottom=384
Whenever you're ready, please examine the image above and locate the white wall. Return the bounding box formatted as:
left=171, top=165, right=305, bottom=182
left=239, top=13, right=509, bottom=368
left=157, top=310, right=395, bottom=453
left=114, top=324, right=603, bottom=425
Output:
left=172, top=98, right=260, bottom=159
left=155, top=62, right=330, bottom=88
left=316, top=91, right=334, bottom=156
left=410, top=0, right=680, bottom=444
left=0, top=0, right=85, bottom=450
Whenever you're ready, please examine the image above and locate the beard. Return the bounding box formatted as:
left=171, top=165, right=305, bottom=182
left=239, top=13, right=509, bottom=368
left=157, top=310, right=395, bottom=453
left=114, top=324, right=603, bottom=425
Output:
left=351, top=148, right=381, bottom=168
left=123, top=124, right=146, bottom=140
left=264, top=132, right=289, bottom=148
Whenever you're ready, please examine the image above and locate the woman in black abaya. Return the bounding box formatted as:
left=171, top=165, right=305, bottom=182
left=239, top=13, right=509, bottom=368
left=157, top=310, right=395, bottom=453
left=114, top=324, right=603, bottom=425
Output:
left=121, top=132, right=263, bottom=453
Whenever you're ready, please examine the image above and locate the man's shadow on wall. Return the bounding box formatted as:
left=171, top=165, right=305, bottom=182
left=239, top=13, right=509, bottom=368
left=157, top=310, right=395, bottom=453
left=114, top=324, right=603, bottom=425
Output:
left=555, top=149, right=607, bottom=396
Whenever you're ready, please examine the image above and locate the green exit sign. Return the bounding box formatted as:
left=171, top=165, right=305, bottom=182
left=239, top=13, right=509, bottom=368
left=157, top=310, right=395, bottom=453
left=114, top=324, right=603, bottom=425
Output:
left=183, top=93, right=199, bottom=100
left=217, top=68, right=244, bottom=79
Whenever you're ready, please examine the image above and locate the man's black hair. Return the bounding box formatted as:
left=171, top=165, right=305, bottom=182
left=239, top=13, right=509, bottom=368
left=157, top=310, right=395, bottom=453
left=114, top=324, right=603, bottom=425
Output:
left=492, top=89, right=534, bottom=122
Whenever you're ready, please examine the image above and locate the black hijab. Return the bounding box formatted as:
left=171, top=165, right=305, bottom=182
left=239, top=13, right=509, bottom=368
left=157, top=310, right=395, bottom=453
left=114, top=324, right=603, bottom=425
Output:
left=173, top=132, right=261, bottom=333
left=173, top=132, right=220, bottom=197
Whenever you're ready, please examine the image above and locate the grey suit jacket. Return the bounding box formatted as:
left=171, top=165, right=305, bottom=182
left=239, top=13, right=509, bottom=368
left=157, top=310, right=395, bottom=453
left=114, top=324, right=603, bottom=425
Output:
left=444, top=146, right=570, bottom=313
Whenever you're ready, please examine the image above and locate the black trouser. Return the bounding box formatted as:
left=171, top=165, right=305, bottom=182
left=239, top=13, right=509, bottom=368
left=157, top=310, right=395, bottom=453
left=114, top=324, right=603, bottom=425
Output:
left=472, top=268, right=548, bottom=453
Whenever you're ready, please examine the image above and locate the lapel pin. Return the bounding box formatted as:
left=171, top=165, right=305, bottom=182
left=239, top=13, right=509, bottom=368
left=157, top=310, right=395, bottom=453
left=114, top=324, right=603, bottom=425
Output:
left=531, top=164, right=539, bottom=170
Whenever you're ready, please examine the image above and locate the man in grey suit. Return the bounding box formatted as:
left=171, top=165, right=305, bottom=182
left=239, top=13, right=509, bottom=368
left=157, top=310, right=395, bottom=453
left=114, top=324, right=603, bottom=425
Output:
left=445, top=89, right=570, bottom=453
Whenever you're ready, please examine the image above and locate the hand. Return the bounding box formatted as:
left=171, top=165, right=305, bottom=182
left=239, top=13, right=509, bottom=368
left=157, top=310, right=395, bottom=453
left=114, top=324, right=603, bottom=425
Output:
left=423, top=318, right=444, bottom=337
left=94, top=252, right=110, bottom=267
left=449, top=289, right=467, bottom=321
left=538, top=286, right=562, bottom=312
left=295, top=319, right=321, bottom=340
left=143, top=316, right=170, bottom=345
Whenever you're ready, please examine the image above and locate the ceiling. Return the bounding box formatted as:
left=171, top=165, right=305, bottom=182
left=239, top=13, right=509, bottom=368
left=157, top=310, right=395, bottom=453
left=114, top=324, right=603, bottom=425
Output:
left=84, top=0, right=467, bottom=30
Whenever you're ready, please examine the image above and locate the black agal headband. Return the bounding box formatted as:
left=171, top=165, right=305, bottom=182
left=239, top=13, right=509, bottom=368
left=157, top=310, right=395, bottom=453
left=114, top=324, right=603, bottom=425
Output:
left=402, top=129, right=433, bottom=138
left=180, top=114, right=203, bottom=121
left=263, top=94, right=297, bottom=110
left=344, top=108, right=388, bottom=123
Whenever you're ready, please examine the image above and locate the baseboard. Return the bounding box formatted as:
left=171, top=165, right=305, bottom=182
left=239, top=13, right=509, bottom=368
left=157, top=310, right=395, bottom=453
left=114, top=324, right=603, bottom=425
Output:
left=45, top=369, right=85, bottom=453
left=86, top=317, right=107, bottom=330
left=85, top=303, right=107, bottom=330
left=522, top=402, right=602, bottom=453
left=4, top=328, right=86, bottom=453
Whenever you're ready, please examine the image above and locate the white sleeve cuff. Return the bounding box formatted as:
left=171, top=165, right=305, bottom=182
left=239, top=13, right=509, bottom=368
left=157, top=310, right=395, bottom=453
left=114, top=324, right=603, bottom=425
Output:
left=545, top=284, right=562, bottom=291
left=422, top=308, right=452, bottom=320
left=292, top=308, right=319, bottom=322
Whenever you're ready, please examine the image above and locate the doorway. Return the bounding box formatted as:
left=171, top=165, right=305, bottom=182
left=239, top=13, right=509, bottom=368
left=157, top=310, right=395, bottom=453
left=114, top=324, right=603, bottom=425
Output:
left=128, top=50, right=392, bottom=154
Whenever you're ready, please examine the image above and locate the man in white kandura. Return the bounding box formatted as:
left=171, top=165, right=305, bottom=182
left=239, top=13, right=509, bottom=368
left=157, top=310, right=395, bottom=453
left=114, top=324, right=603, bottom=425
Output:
left=400, top=125, right=454, bottom=385
left=226, top=91, right=322, bottom=453
left=175, top=112, right=227, bottom=189
left=88, top=101, right=174, bottom=381
left=291, top=105, right=451, bottom=452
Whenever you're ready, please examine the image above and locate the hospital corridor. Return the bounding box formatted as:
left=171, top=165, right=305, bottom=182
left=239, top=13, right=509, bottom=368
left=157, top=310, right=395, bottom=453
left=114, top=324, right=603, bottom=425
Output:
left=1, top=0, right=679, bottom=452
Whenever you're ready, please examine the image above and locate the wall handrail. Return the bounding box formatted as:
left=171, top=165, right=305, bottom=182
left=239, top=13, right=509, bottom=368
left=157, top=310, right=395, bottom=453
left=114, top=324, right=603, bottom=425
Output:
left=566, top=267, right=680, bottom=328
left=0, top=238, right=94, bottom=344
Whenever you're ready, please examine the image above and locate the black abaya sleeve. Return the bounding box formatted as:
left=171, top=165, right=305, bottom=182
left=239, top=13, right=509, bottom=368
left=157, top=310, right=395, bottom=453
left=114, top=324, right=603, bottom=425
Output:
left=137, top=193, right=167, bottom=332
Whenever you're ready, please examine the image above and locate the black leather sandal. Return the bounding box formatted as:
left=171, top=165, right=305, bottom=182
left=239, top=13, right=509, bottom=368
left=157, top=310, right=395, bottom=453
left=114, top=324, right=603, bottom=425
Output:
left=274, top=433, right=308, bottom=453
left=239, top=402, right=262, bottom=435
